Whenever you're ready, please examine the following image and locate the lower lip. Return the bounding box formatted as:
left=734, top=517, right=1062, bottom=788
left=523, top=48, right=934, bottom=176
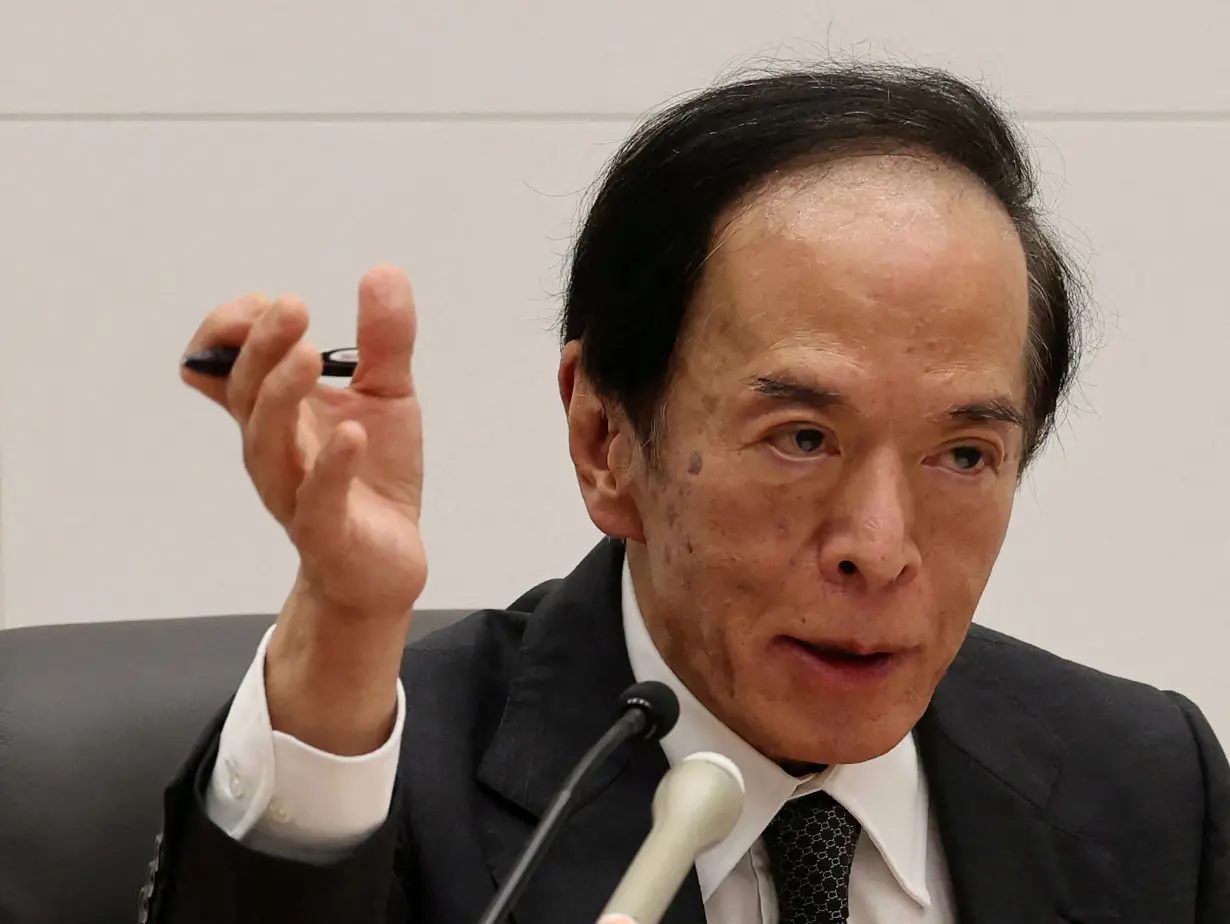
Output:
left=778, top=639, right=901, bottom=690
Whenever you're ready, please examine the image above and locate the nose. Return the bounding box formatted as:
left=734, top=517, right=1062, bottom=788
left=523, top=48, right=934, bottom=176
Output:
left=817, top=453, right=921, bottom=591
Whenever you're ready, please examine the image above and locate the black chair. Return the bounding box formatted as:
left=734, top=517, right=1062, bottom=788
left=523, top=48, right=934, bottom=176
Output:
left=0, top=610, right=472, bottom=924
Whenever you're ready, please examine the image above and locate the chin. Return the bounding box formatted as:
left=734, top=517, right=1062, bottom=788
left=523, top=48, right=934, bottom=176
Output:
left=747, top=699, right=924, bottom=767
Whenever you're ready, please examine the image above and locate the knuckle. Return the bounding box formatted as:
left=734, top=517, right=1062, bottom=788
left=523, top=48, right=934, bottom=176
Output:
left=240, top=429, right=262, bottom=476
left=241, top=292, right=273, bottom=314
left=285, top=513, right=312, bottom=548
left=218, top=296, right=266, bottom=331
left=225, top=376, right=250, bottom=419
left=289, top=342, right=320, bottom=377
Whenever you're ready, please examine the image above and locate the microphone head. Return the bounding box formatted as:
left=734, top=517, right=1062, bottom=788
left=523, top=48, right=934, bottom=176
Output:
left=619, top=681, right=680, bottom=742
left=680, top=750, right=746, bottom=795
left=652, top=751, right=745, bottom=853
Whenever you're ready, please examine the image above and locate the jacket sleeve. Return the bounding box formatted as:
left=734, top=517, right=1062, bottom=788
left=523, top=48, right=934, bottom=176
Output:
left=143, top=703, right=409, bottom=924
left=1166, top=691, right=1229, bottom=924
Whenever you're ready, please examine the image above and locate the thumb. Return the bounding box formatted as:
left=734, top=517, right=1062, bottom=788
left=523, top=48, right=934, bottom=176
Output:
left=350, top=264, right=417, bottom=399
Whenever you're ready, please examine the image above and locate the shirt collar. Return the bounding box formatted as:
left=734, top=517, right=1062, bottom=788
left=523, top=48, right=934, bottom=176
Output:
left=620, top=557, right=932, bottom=908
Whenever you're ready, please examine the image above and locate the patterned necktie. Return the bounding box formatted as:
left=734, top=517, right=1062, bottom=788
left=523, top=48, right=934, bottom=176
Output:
left=762, top=791, right=862, bottom=924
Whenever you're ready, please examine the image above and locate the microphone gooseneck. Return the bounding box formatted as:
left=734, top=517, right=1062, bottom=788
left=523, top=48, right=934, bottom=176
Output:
left=473, top=682, right=680, bottom=924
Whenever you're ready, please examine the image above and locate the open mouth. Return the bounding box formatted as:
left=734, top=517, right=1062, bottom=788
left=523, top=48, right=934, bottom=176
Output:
left=797, top=639, right=890, bottom=661
left=783, top=638, right=898, bottom=685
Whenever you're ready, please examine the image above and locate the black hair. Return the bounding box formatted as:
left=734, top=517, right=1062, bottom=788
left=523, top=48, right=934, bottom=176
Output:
left=561, top=62, right=1088, bottom=471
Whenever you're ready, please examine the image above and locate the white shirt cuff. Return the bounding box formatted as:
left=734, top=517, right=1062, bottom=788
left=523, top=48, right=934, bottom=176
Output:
left=204, top=625, right=405, bottom=861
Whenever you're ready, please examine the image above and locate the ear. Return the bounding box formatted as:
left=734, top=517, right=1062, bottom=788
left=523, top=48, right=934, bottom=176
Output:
left=559, top=341, right=645, bottom=542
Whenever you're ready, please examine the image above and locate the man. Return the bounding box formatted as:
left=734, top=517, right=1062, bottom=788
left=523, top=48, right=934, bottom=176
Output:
left=147, top=64, right=1228, bottom=923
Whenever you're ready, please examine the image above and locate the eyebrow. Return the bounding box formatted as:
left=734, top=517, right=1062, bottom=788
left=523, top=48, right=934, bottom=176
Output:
left=944, top=398, right=1026, bottom=428
left=751, top=376, right=849, bottom=412
left=750, top=375, right=1026, bottom=428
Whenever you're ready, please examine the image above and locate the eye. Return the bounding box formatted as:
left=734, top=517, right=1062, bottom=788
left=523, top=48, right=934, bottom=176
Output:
left=768, top=426, right=830, bottom=458
left=944, top=445, right=993, bottom=474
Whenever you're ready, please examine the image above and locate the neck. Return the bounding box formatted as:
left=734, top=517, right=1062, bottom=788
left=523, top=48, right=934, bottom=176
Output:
left=778, top=761, right=829, bottom=778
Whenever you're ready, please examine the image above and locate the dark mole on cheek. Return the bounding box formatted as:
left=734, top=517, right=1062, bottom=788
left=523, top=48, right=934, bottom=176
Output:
left=687, top=452, right=704, bottom=475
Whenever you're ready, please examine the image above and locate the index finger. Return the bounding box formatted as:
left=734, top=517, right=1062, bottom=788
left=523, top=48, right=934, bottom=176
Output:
left=350, top=265, right=417, bottom=399
left=180, top=294, right=271, bottom=407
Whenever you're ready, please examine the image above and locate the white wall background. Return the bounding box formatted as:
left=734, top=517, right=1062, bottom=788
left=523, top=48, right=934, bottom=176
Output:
left=1, top=2, right=1226, bottom=742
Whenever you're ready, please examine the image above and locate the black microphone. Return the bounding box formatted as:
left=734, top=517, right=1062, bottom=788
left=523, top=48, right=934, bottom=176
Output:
left=474, top=681, right=680, bottom=924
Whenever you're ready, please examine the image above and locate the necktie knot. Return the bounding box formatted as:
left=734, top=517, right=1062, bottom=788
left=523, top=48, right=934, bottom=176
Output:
left=763, top=791, right=862, bottom=924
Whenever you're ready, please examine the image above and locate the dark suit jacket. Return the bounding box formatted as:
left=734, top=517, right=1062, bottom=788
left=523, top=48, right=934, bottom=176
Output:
left=148, top=539, right=1228, bottom=924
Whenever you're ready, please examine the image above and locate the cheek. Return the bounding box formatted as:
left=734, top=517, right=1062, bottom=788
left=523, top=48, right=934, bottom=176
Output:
left=916, top=480, right=1014, bottom=596
left=643, top=481, right=824, bottom=658
left=659, top=475, right=813, bottom=572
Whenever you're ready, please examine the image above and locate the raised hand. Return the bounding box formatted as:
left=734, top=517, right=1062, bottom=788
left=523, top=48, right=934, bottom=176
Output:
left=182, top=265, right=427, bottom=754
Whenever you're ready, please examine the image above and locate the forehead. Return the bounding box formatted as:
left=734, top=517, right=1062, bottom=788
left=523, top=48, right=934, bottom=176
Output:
left=683, top=154, right=1031, bottom=398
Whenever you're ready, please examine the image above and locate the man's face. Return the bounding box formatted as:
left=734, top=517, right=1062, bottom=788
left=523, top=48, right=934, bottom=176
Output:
left=617, top=155, right=1030, bottom=765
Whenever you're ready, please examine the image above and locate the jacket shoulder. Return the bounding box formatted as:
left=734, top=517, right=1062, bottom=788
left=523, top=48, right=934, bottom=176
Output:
left=959, top=625, right=1228, bottom=915
left=962, top=623, right=1195, bottom=744
left=959, top=624, right=1213, bottom=808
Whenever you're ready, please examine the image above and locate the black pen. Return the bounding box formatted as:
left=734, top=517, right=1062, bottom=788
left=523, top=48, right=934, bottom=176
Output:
left=182, top=346, right=359, bottom=378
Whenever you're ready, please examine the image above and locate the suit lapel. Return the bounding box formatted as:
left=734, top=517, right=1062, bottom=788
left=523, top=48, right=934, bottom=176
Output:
left=916, top=628, right=1122, bottom=924
left=474, top=538, right=706, bottom=924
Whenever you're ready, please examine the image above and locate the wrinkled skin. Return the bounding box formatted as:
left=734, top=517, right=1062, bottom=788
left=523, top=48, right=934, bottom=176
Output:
left=562, top=154, right=1031, bottom=766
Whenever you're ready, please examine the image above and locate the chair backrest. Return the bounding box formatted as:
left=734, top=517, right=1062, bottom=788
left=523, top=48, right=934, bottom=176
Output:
left=0, top=610, right=472, bottom=924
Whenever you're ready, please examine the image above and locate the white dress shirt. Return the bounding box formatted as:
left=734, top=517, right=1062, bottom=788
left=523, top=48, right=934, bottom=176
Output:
left=207, top=560, right=955, bottom=922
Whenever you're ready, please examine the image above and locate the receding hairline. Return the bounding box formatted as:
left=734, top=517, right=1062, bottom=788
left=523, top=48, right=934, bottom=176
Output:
left=712, top=143, right=1017, bottom=248
left=677, top=145, right=1027, bottom=345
